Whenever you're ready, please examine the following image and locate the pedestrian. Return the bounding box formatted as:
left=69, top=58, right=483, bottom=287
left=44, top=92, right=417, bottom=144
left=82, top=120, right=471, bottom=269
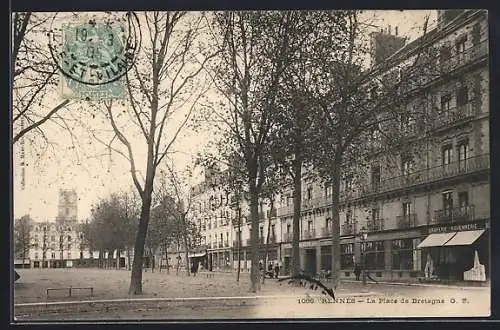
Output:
left=274, top=263, right=279, bottom=279
left=191, top=262, right=198, bottom=276
left=354, top=263, right=361, bottom=281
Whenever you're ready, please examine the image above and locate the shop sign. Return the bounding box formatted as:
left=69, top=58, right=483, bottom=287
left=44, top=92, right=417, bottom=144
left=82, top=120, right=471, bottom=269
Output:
left=428, top=222, right=485, bottom=234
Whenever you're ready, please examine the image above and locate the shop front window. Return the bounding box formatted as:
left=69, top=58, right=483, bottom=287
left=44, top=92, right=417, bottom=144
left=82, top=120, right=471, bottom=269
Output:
left=363, top=241, right=385, bottom=270
left=392, top=239, right=414, bottom=270
left=321, top=245, right=332, bottom=271
left=341, top=243, right=354, bottom=269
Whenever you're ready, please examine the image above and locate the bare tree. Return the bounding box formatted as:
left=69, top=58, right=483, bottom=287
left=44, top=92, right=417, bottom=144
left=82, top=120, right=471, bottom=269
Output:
left=12, top=12, right=71, bottom=145
left=303, top=11, right=431, bottom=290
left=97, top=12, right=217, bottom=294
left=162, top=163, right=200, bottom=277
left=206, top=11, right=312, bottom=292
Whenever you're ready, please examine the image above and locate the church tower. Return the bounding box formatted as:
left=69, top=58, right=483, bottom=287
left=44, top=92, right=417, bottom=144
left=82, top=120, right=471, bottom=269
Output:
left=56, top=189, right=78, bottom=223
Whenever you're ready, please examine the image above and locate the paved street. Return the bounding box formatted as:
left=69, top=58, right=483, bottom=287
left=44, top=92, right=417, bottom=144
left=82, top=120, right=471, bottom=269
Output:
left=14, top=268, right=490, bottom=320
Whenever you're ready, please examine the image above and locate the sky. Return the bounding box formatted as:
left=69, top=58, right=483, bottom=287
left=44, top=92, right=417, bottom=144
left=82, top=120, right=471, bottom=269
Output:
left=12, top=10, right=438, bottom=222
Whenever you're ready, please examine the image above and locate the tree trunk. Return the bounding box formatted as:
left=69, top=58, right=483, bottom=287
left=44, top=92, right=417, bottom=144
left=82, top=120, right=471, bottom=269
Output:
left=128, top=192, right=153, bottom=295
left=249, top=177, right=260, bottom=293
left=182, top=216, right=190, bottom=277
left=292, top=154, right=302, bottom=279
left=165, top=247, right=170, bottom=274
left=116, top=249, right=120, bottom=269
left=127, top=249, right=131, bottom=271
left=237, top=207, right=241, bottom=282
left=262, top=198, right=274, bottom=284
left=150, top=248, right=155, bottom=273
left=330, top=155, right=342, bottom=291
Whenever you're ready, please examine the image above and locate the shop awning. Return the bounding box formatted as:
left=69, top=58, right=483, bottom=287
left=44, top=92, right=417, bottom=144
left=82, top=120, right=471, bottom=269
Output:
left=417, top=232, right=456, bottom=248
left=444, top=230, right=485, bottom=246
left=188, top=252, right=206, bottom=258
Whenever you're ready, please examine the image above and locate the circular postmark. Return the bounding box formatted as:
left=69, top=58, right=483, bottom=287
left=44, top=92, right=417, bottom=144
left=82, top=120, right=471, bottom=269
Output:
left=48, top=12, right=141, bottom=87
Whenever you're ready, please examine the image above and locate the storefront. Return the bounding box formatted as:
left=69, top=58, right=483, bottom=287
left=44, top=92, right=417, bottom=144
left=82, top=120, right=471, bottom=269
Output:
left=417, top=221, right=489, bottom=281
left=188, top=250, right=208, bottom=271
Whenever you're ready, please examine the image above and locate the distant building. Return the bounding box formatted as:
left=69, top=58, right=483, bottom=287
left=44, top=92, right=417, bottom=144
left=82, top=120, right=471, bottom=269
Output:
left=27, top=189, right=93, bottom=268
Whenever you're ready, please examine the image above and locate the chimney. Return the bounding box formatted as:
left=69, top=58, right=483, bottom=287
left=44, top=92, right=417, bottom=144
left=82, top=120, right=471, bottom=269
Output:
left=370, top=29, right=407, bottom=66
left=395, top=26, right=398, bottom=36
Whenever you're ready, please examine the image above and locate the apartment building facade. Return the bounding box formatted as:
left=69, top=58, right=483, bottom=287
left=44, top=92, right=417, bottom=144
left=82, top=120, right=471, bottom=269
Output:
left=191, top=10, right=489, bottom=282
left=276, top=9, right=489, bottom=282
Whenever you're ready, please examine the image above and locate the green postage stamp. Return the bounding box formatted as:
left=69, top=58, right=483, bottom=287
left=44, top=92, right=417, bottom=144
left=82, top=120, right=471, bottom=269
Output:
left=57, top=19, right=137, bottom=100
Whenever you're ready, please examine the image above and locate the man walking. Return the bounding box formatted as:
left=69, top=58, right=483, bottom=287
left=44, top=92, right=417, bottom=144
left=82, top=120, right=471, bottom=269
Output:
left=354, top=263, right=361, bottom=281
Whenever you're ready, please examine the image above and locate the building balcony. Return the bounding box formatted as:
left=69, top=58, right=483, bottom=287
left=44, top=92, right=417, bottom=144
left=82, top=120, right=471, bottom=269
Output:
left=373, top=154, right=489, bottom=195
left=400, top=40, right=488, bottom=94
left=366, top=219, right=384, bottom=232
left=431, top=102, right=475, bottom=131
left=302, top=229, right=316, bottom=240
left=438, top=40, right=488, bottom=75
left=342, top=223, right=357, bottom=235
left=434, top=205, right=475, bottom=224
left=321, top=226, right=333, bottom=237
left=302, top=196, right=328, bottom=210
left=396, top=214, right=417, bottom=229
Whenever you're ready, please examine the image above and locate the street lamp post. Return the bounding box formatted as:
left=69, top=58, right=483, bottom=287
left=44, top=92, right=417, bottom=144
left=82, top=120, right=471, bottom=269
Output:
left=359, top=227, right=368, bottom=286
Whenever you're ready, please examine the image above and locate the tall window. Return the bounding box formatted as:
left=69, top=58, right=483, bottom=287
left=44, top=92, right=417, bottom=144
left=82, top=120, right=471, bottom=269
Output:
left=442, top=144, right=453, bottom=166
left=220, top=233, right=223, bottom=245
left=392, top=239, right=413, bottom=270
left=458, top=140, right=469, bottom=171
left=442, top=191, right=454, bottom=217
left=458, top=191, right=470, bottom=222
left=321, top=246, right=332, bottom=271
left=259, top=227, right=264, bottom=240
left=271, top=224, right=276, bottom=241
left=363, top=241, right=385, bottom=270
left=456, top=86, right=469, bottom=108
left=439, top=46, right=451, bottom=70
left=346, top=209, right=352, bottom=224
left=324, top=184, right=331, bottom=198
left=402, top=156, right=413, bottom=176
left=403, top=202, right=411, bottom=217
left=226, top=232, right=229, bottom=246
left=286, top=224, right=291, bottom=234
left=370, top=208, right=381, bottom=231
left=455, top=35, right=467, bottom=63
left=440, top=94, right=452, bottom=113
left=344, top=175, right=353, bottom=192
left=306, top=187, right=312, bottom=200
left=371, top=165, right=381, bottom=191
left=340, top=243, right=354, bottom=269
left=325, top=218, right=332, bottom=229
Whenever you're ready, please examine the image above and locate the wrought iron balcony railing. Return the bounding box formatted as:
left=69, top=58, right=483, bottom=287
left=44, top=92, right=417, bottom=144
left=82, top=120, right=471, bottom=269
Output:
left=400, top=40, right=488, bottom=93
left=434, top=205, right=475, bottom=224
left=431, top=102, right=475, bottom=131
left=396, top=214, right=417, bottom=229
left=366, top=219, right=384, bottom=232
